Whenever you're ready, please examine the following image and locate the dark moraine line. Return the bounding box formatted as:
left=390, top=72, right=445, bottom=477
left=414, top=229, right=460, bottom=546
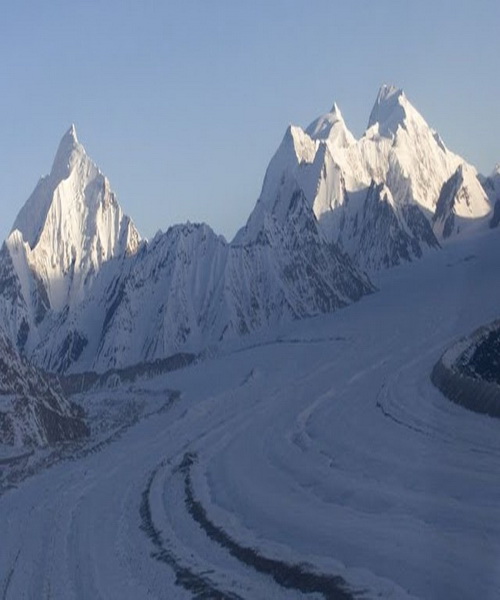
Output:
left=0, top=450, right=33, bottom=466
left=1, top=549, right=21, bottom=600
left=180, top=452, right=356, bottom=600
left=140, top=464, right=243, bottom=600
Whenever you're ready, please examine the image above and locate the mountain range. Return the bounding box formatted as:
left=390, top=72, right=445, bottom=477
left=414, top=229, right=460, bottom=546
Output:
left=0, top=85, right=497, bottom=379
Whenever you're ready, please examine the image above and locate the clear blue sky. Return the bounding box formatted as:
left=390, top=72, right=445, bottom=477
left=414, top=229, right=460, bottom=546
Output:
left=1, top=0, right=499, bottom=244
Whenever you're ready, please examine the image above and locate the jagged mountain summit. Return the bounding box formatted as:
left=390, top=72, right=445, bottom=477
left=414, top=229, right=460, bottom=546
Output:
left=239, top=84, right=492, bottom=271
left=0, top=124, right=372, bottom=373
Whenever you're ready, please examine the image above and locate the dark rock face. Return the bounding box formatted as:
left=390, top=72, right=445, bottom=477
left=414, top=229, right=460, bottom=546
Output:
left=35, top=400, right=88, bottom=445
left=459, top=328, right=500, bottom=386
left=433, top=168, right=463, bottom=239
left=431, top=359, right=500, bottom=418
left=403, top=204, right=440, bottom=250
left=0, top=330, right=88, bottom=446
left=432, top=321, right=500, bottom=419
left=360, top=183, right=418, bottom=268
left=56, top=330, right=88, bottom=374
left=480, top=170, right=500, bottom=228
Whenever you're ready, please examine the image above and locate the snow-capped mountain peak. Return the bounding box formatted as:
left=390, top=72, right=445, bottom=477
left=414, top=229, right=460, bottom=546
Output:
left=50, top=123, right=83, bottom=181
left=7, top=126, right=141, bottom=325
left=305, top=102, right=356, bottom=147
left=366, top=84, right=424, bottom=139
left=12, top=123, right=92, bottom=248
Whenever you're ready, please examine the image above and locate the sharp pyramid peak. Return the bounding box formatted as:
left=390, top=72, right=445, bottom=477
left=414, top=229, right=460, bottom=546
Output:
left=328, top=102, right=348, bottom=126
left=366, top=84, right=415, bottom=136
left=10, top=125, right=99, bottom=249
left=50, top=123, right=88, bottom=180
left=330, top=102, right=342, bottom=117
left=57, top=123, right=80, bottom=154
left=305, top=100, right=354, bottom=145
left=64, top=123, right=78, bottom=144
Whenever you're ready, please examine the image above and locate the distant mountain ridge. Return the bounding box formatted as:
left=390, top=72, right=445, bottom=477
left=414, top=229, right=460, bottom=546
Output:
left=0, top=85, right=496, bottom=375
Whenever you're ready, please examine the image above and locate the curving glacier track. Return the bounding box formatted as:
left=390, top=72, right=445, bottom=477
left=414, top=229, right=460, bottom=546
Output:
left=2, top=230, right=500, bottom=599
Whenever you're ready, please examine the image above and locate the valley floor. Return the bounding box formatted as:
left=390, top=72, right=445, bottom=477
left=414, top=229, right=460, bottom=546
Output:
left=1, top=229, right=500, bottom=599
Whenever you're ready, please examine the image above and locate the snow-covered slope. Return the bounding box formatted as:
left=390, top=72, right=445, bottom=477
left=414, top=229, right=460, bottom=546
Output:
left=86, top=223, right=230, bottom=371
left=242, top=84, right=492, bottom=271
left=62, top=204, right=371, bottom=373
left=223, top=188, right=371, bottom=345
left=0, top=327, right=88, bottom=447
